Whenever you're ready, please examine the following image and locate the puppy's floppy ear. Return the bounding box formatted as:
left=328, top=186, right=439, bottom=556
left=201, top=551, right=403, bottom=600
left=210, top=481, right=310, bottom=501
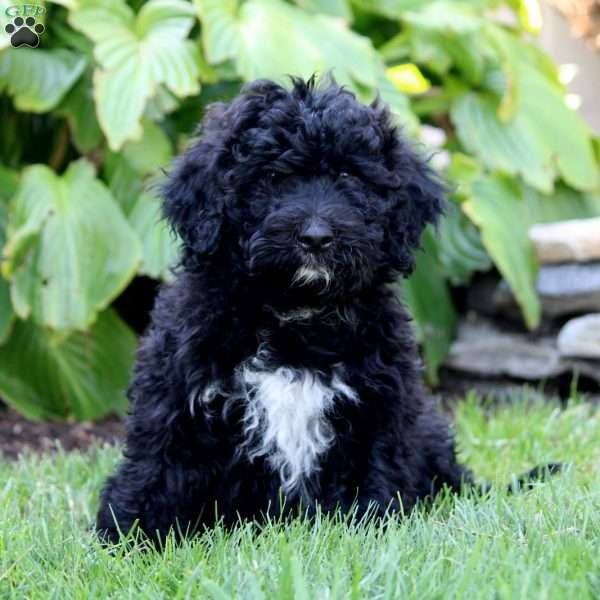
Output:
left=384, top=138, right=446, bottom=276
left=162, top=109, right=225, bottom=257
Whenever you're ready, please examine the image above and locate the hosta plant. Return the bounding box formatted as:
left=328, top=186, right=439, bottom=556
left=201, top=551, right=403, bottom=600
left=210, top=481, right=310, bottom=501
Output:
left=0, top=0, right=598, bottom=419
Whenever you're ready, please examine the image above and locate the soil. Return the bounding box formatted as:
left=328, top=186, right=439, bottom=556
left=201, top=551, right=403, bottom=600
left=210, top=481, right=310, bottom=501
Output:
left=1, top=373, right=596, bottom=460
left=0, top=404, right=124, bottom=460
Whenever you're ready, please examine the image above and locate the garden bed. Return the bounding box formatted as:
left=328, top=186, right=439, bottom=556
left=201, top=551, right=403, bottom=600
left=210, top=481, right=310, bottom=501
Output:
left=0, top=404, right=123, bottom=459
left=0, top=381, right=592, bottom=459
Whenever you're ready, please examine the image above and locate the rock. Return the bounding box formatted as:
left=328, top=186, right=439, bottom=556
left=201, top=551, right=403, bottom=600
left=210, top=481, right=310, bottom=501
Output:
left=468, top=264, right=600, bottom=319
left=444, top=317, right=600, bottom=383
left=529, top=217, right=600, bottom=264
left=536, top=262, right=600, bottom=317
left=445, top=319, right=560, bottom=379
left=558, top=314, right=600, bottom=359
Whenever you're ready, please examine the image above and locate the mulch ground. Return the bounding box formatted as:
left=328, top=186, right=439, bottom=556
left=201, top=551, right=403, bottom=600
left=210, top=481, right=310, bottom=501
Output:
left=0, top=393, right=456, bottom=460
left=0, top=405, right=124, bottom=459
left=1, top=373, right=592, bottom=460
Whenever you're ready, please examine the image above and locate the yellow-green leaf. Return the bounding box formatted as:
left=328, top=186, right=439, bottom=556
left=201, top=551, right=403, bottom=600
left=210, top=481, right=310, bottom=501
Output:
left=463, top=175, right=540, bottom=329
left=386, top=64, right=431, bottom=95
left=518, top=0, right=543, bottom=34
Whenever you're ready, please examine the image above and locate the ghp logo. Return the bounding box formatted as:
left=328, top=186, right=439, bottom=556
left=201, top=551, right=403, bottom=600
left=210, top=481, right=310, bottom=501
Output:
left=4, top=4, right=46, bottom=48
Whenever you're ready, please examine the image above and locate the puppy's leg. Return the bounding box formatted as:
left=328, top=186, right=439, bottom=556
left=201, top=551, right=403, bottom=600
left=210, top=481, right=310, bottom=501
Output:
left=96, top=327, right=222, bottom=546
left=417, top=409, right=475, bottom=493
left=349, top=363, right=473, bottom=516
left=96, top=454, right=212, bottom=546
left=355, top=416, right=472, bottom=517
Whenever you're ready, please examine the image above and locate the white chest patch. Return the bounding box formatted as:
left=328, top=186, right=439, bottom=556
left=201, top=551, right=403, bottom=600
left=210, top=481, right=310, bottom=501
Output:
left=237, top=361, right=357, bottom=494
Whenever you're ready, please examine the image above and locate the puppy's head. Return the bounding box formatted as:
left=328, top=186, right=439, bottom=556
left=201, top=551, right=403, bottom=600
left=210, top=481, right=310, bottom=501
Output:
left=164, top=77, right=444, bottom=304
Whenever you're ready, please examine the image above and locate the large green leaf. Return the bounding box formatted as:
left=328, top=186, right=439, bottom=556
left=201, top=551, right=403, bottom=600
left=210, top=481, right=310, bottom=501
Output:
left=196, top=0, right=378, bottom=87
left=435, top=34, right=488, bottom=84
left=105, top=121, right=177, bottom=280
left=0, top=48, right=86, bottom=113
left=522, top=184, right=600, bottom=225
left=2, top=160, right=141, bottom=331
left=482, top=23, right=525, bottom=122
left=294, top=0, right=351, bottom=19
left=399, top=9, right=494, bottom=83
left=144, top=85, right=182, bottom=121
left=130, top=191, right=180, bottom=280
left=124, top=124, right=178, bottom=280
left=484, top=22, right=560, bottom=100
left=47, top=0, right=77, bottom=7
left=402, top=1, right=482, bottom=33
left=437, top=201, right=491, bottom=285
left=0, top=276, right=13, bottom=346
left=122, top=120, right=173, bottom=175
left=0, top=165, right=18, bottom=203
left=463, top=175, right=540, bottom=328
left=517, top=64, right=598, bottom=191
left=451, top=65, right=599, bottom=193
left=56, top=69, right=104, bottom=153
left=103, top=152, right=144, bottom=216
left=0, top=169, right=17, bottom=344
left=405, top=30, right=453, bottom=76
left=446, top=152, right=483, bottom=196
left=351, top=0, right=434, bottom=19
left=104, top=120, right=172, bottom=215
left=70, top=0, right=201, bottom=149
left=452, top=92, right=553, bottom=192
left=196, top=0, right=417, bottom=129
left=401, top=228, right=457, bottom=385
left=0, top=309, right=136, bottom=421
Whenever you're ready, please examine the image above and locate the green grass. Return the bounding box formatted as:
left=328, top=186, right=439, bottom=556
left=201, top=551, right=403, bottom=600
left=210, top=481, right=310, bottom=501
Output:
left=1, top=392, right=600, bottom=599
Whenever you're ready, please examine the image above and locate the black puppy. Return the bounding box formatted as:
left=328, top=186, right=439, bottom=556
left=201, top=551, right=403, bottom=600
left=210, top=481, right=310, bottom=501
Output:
left=97, top=77, right=555, bottom=545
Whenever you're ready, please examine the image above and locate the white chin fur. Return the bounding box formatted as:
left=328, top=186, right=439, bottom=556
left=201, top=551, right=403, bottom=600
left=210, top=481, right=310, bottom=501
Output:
left=271, top=306, right=322, bottom=322
left=292, top=265, right=331, bottom=288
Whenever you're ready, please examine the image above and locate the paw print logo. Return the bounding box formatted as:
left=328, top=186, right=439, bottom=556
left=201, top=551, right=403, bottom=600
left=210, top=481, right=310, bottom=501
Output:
left=5, top=16, right=45, bottom=48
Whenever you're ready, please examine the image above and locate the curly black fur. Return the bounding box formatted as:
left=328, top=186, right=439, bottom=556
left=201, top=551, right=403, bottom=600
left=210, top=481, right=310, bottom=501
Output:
left=96, top=78, right=548, bottom=546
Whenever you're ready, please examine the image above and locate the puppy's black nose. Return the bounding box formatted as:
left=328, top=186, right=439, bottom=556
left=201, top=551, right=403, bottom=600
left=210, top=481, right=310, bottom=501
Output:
left=299, top=220, right=334, bottom=251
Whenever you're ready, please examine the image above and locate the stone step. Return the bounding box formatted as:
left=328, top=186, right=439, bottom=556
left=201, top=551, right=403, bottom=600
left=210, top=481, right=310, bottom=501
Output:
left=444, top=317, right=600, bottom=383
left=468, top=263, right=600, bottom=319
left=529, top=217, right=600, bottom=264
left=558, top=314, right=600, bottom=359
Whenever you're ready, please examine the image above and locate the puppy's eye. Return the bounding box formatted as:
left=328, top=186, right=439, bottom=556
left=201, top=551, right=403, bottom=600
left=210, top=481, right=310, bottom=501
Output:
left=266, top=170, right=285, bottom=183
left=339, top=172, right=350, bottom=179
